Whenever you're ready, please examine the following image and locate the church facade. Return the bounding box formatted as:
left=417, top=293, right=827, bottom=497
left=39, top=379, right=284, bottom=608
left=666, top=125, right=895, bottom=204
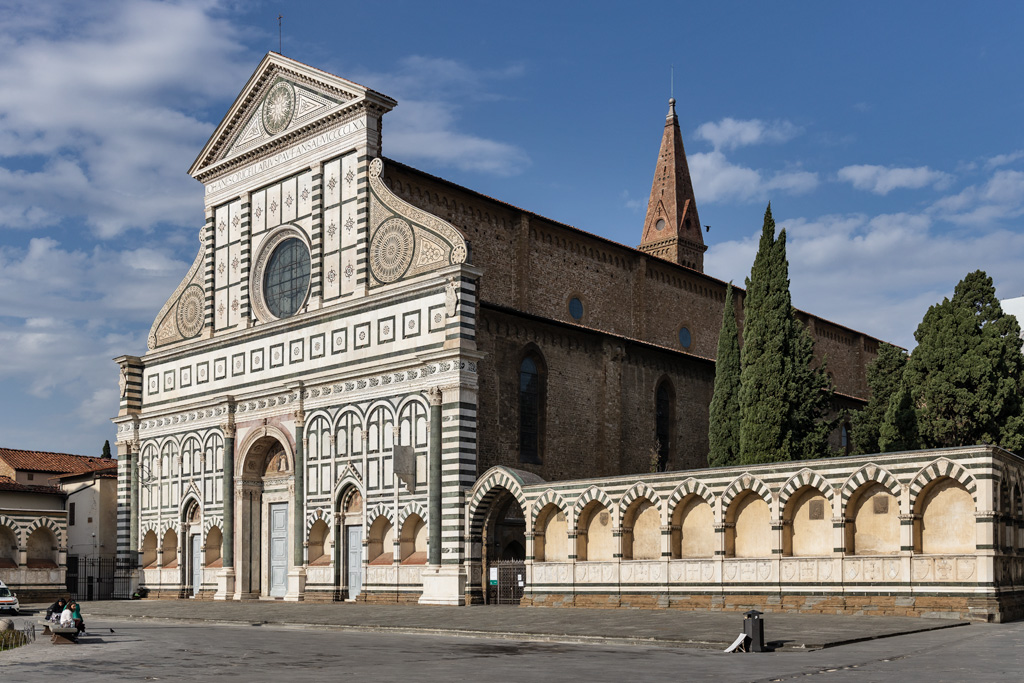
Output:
left=111, top=54, right=1023, bottom=619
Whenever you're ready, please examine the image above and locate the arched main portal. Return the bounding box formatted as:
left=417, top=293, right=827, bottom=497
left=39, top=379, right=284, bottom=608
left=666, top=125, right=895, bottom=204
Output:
left=237, top=433, right=294, bottom=599
left=481, top=490, right=526, bottom=604
left=182, top=499, right=202, bottom=597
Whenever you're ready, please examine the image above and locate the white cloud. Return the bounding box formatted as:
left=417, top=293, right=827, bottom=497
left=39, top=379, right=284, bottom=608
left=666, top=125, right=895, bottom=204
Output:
left=986, top=150, right=1024, bottom=169
left=349, top=57, right=530, bottom=176
left=837, top=164, right=952, bottom=195
left=706, top=207, right=1024, bottom=350
left=0, top=0, right=253, bottom=237
left=695, top=117, right=802, bottom=151
left=931, top=169, right=1024, bottom=225
left=689, top=150, right=818, bottom=203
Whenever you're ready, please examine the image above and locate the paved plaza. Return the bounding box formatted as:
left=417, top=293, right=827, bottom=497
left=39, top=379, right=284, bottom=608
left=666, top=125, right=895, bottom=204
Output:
left=2, top=602, right=1022, bottom=681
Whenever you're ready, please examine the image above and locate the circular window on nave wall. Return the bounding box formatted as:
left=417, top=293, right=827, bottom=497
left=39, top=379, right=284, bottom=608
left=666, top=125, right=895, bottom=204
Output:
left=264, top=237, right=311, bottom=318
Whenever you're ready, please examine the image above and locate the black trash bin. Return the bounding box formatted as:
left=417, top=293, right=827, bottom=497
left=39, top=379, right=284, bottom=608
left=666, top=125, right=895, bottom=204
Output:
left=743, top=609, right=766, bottom=652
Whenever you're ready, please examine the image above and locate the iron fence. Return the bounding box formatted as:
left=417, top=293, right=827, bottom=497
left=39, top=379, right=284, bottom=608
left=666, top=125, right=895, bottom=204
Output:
left=66, top=556, right=135, bottom=601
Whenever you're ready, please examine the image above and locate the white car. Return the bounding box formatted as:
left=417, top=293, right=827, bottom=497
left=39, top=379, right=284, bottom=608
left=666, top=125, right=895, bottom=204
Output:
left=0, top=580, right=20, bottom=615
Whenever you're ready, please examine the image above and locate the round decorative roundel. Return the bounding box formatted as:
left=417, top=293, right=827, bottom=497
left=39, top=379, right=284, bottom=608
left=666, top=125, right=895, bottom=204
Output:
left=262, top=81, right=295, bottom=135
left=369, top=218, right=415, bottom=283
left=176, top=284, right=205, bottom=339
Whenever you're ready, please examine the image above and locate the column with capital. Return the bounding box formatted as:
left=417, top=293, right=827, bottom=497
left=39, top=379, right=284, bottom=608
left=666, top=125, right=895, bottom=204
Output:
left=286, top=407, right=307, bottom=601
left=419, top=385, right=466, bottom=605
left=216, top=419, right=236, bottom=600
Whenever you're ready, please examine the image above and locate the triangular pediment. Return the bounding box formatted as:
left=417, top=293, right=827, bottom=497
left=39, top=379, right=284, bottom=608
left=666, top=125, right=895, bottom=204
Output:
left=190, top=52, right=396, bottom=180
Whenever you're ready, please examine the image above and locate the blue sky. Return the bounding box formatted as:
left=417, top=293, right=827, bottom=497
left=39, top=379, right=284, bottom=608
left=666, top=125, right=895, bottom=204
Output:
left=2, top=0, right=1023, bottom=454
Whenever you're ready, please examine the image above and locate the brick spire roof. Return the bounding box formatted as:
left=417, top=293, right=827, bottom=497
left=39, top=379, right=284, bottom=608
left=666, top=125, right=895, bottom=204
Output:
left=638, top=98, right=708, bottom=272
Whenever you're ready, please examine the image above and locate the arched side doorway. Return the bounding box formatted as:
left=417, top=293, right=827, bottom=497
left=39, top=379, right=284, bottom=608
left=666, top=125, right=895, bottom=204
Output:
left=181, top=499, right=202, bottom=597
left=237, top=432, right=295, bottom=599
left=481, top=490, right=526, bottom=605
left=333, top=486, right=364, bottom=601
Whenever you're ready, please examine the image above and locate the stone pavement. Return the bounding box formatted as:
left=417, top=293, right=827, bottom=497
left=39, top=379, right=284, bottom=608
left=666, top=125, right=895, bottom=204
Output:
left=22, top=599, right=968, bottom=650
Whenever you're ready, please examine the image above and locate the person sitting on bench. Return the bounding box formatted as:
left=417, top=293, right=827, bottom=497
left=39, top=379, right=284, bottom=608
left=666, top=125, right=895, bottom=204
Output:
left=59, top=604, right=74, bottom=628
left=46, top=597, right=67, bottom=622
left=68, top=600, right=85, bottom=634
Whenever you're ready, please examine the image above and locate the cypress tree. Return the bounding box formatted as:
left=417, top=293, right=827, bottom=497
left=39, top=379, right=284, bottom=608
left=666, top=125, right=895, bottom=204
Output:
left=739, top=205, right=790, bottom=464
left=904, top=270, right=1024, bottom=450
left=709, top=283, right=741, bottom=467
left=879, top=379, right=919, bottom=452
left=851, top=343, right=908, bottom=454
left=785, top=304, right=834, bottom=459
left=101, top=439, right=112, bottom=459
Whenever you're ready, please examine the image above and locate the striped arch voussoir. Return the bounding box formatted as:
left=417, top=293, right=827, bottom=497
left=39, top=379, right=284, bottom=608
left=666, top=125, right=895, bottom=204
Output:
left=722, top=474, right=772, bottom=510
left=574, top=486, right=614, bottom=517
left=619, top=481, right=662, bottom=518
left=0, top=515, right=21, bottom=544
left=305, top=507, right=333, bottom=533
left=530, top=489, right=569, bottom=526
left=668, top=478, right=715, bottom=512
left=25, top=517, right=64, bottom=546
left=470, top=467, right=527, bottom=511
left=779, top=468, right=835, bottom=510
left=910, top=458, right=977, bottom=506
left=399, top=501, right=428, bottom=528
left=366, top=502, right=395, bottom=527
left=841, top=463, right=901, bottom=507
left=202, top=517, right=223, bottom=537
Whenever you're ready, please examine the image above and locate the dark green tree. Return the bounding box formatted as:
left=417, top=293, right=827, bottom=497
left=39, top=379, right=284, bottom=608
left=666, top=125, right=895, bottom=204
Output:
left=739, top=205, right=835, bottom=464
left=852, top=343, right=908, bottom=454
left=879, top=379, right=919, bottom=452
left=739, top=205, right=790, bottom=464
left=784, top=308, right=835, bottom=460
left=709, top=284, right=741, bottom=467
left=102, top=439, right=112, bottom=459
left=903, top=270, right=1024, bottom=451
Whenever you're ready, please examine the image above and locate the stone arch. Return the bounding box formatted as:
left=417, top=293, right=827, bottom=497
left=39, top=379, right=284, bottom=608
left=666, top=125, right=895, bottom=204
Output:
left=235, top=424, right=295, bottom=478
left=469, top=466, right=529, bottom=536
left=721, top=474, right=773, bottom=512
left=914, top=475, right=977, bottom=554
left=530, top=489, right=570, bottom=527
left=399, top=501, right=428, bottom=528
left=25, top=517, right=64, bottom=548
left=840, top=463, right=902, bottom=511
left=779, top=468, right=836, bottom=511
left=0, top=515, right=22, bottom=547
left=667, top=478, right=716, bottom=518
left=201, top=428, right=225, bottom=454
left=332, top=464, right=364, bottom=506
left=305, top=506, right=332, bottom=533
left=366, top=502, right=395, bottom=527
left=909, top=458, right=977, bottom=510
left=619, top=482, right=663, bottom=523
left=573, top=486, right=616, bottom=529
left=179, top=487, right=202, bottom=520
left=202, top=517, right=223, bottom=537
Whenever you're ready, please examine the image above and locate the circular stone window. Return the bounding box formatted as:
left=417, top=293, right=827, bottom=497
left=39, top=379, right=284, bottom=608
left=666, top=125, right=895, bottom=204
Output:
left=251, top=231, right=312, bottom=322
left=568, top=297, right=584, bottom=321
left=655, top=218, right=666, bottom=232
left=678, top=326, right=692, bottom=349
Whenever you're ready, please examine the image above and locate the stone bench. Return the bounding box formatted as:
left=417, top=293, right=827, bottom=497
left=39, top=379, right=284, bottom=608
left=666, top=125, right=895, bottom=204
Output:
left=40, top=622, right=79, bottom=644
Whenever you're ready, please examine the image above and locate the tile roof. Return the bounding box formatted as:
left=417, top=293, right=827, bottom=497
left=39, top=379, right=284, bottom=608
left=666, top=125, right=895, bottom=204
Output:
left=49, top=465, right=118, bottom=481
left=0, top=475, right=64, bottom=496
left=0, top=447, right=116, bottom=475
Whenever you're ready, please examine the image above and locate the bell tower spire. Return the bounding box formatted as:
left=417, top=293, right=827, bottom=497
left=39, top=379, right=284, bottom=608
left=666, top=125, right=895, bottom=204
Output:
left=638, top=97, right=707, bottom=271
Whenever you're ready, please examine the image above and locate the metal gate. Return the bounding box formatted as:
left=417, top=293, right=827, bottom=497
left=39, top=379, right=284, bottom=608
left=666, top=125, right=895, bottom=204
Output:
left=493, top=560, right=525, bottom=605
left=66, top=556, right=134, bottom=600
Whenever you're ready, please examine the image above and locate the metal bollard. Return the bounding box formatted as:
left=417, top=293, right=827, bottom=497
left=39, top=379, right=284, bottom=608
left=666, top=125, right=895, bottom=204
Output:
left=743, top=609, right=766, bottom=652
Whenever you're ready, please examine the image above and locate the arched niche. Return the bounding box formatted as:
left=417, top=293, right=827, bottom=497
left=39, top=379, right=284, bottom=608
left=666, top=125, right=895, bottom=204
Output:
left=534, top=504, right=568, bottom=562
left=671, top=494, right=715, bottom=559
left=845, top=482, right=899, bottom=555
left=726, top=491, right=771, bottom=558
left=622, top=498, right=661, bottom=560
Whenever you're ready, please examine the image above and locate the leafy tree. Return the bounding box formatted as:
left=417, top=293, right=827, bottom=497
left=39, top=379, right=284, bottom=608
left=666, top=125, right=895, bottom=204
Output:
left=101, top=439, right=112, bottom=459
left=903, top=270, right=1024, bottom=451
left=709, top=284, right=741, bottom=466
left=879, top=379, right=919, bottom=452
left=852, top=343, right=908, bottom=454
